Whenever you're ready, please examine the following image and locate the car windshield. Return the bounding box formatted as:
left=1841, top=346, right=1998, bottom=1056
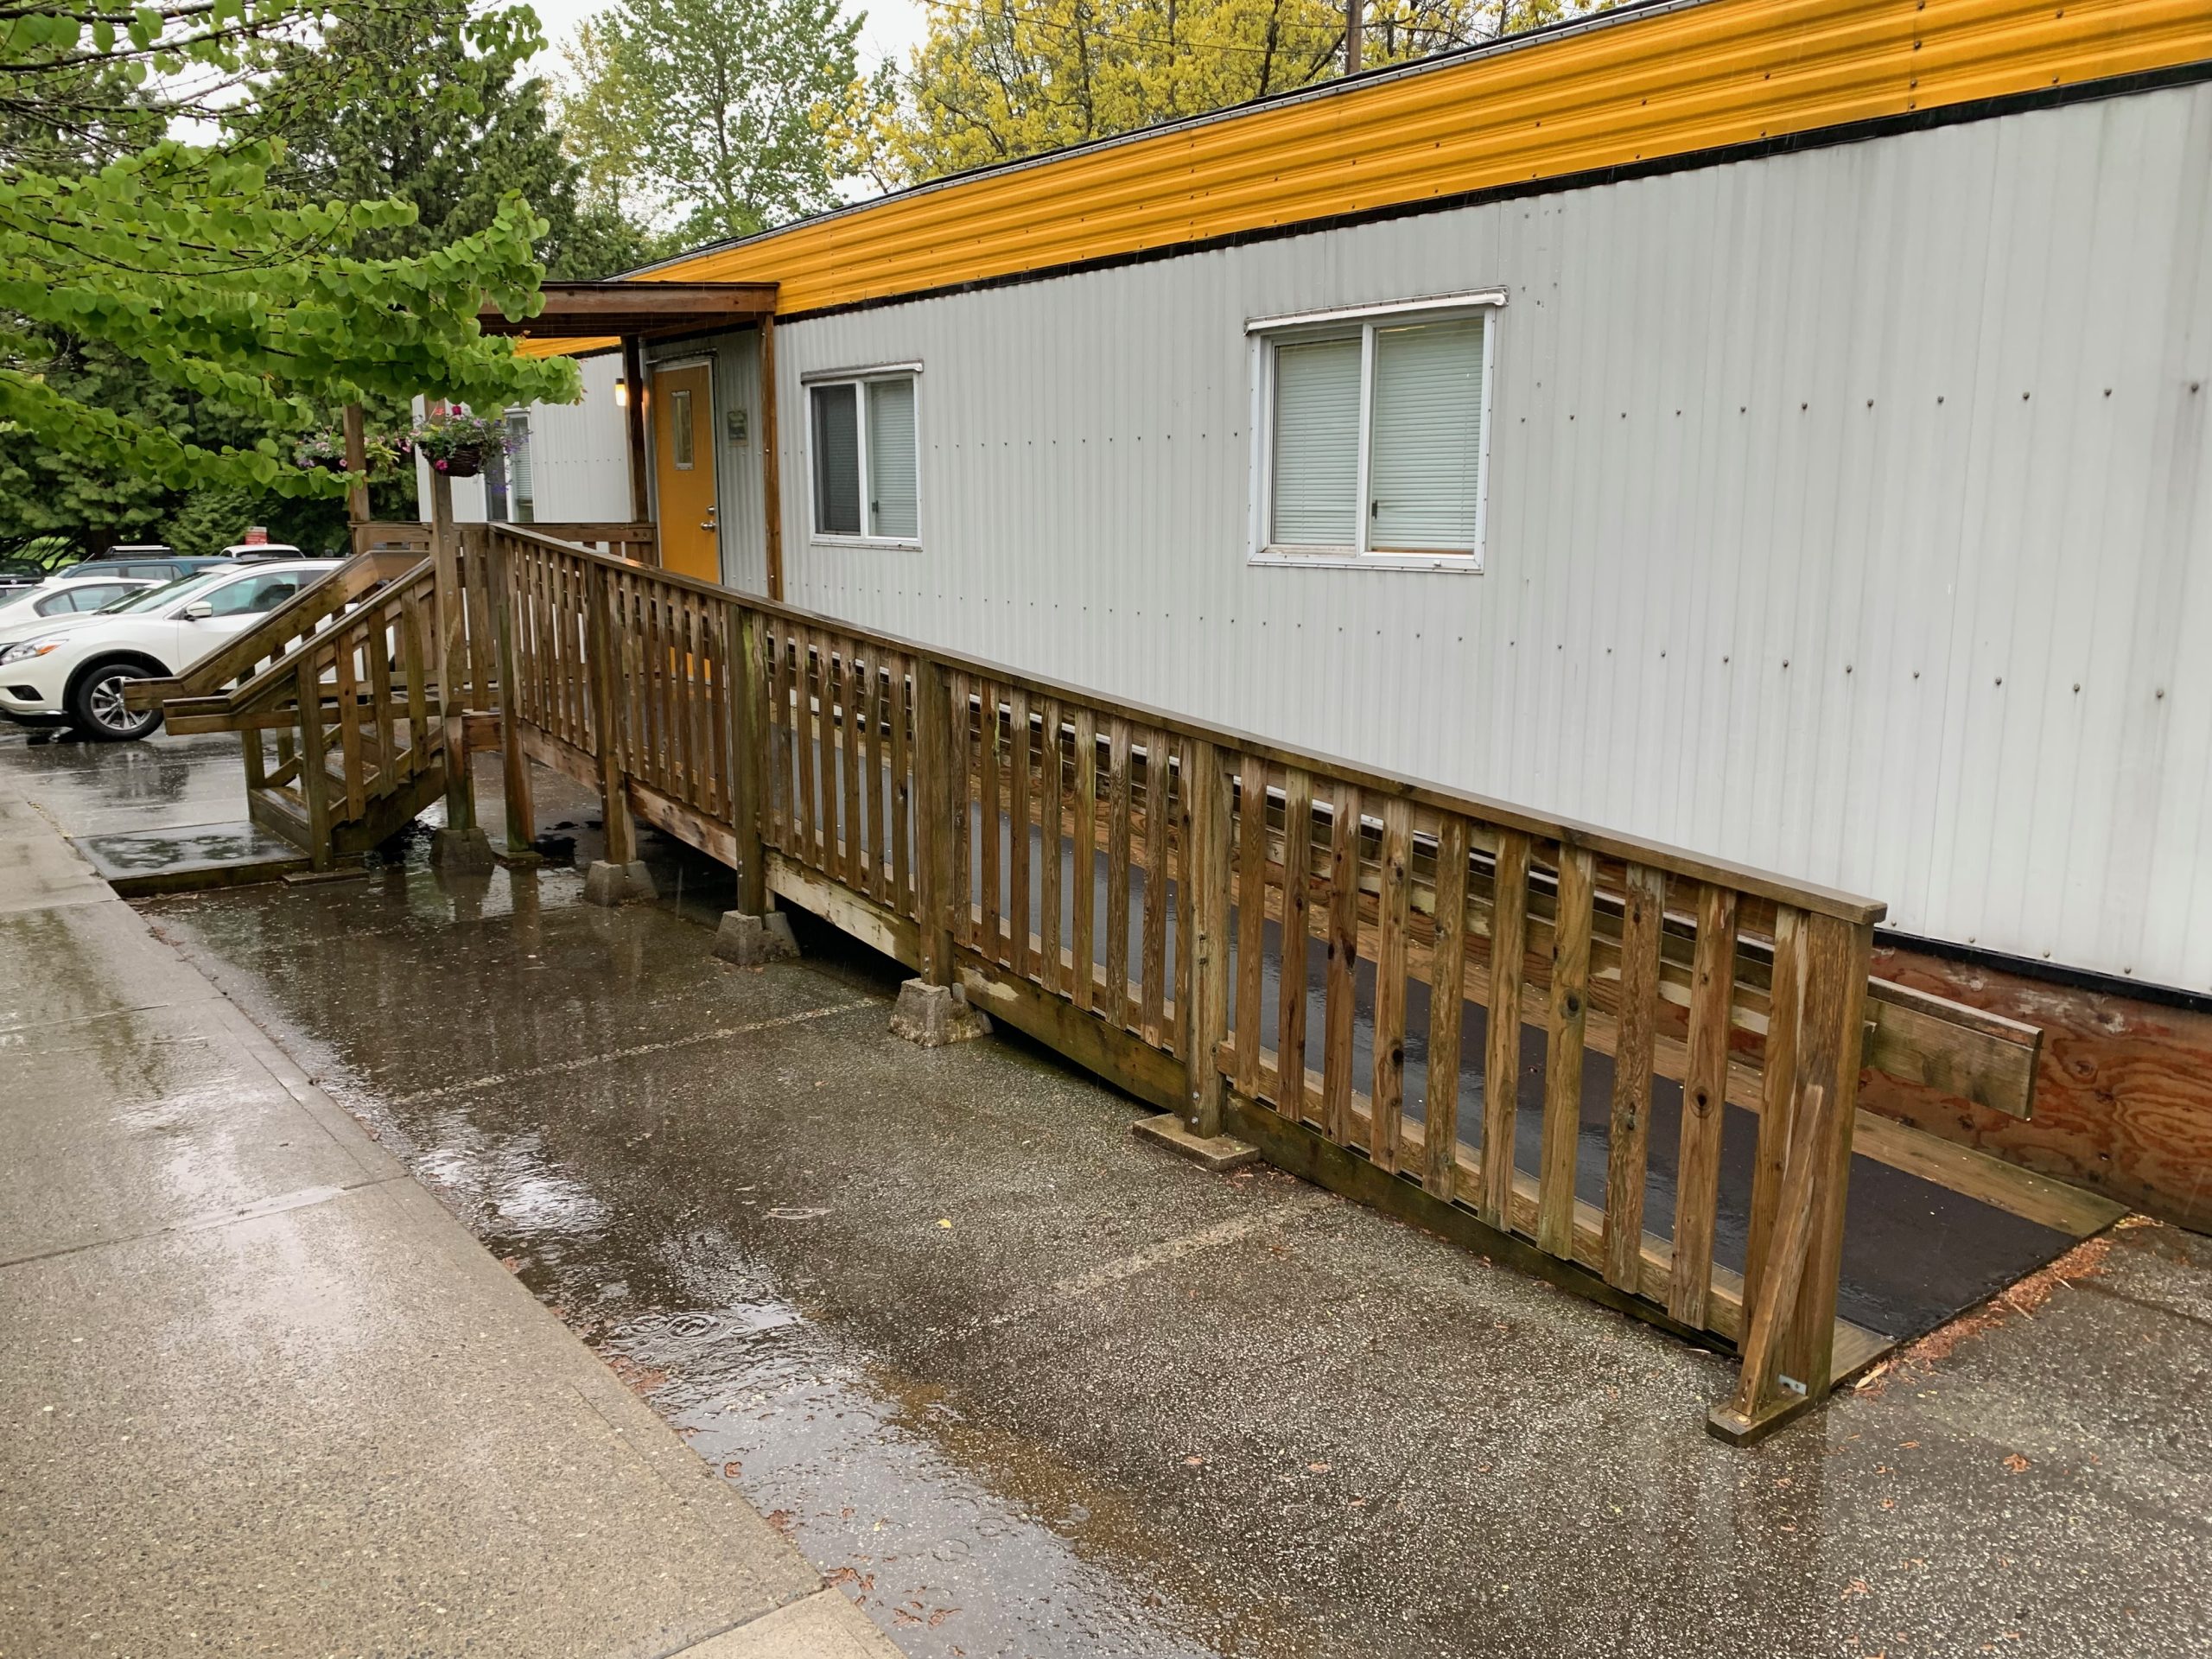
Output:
left=97, top=570, right=231, bottom=614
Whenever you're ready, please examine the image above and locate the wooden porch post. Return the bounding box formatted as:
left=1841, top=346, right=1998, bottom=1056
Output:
left=341, top=404, right=371, bottom=537
left=913, top=655, right=956, bottom=986
left=759, top=314, right=784, bottom=601
left=426, top=470, right=492, bottom=869
left=486, top=530, right=537, bottom=859
left=579, top=556, right=652, bottom=906
left=621, top=334, right=651, bottom=532
left=1182, top=739, right=1231, bottom=1141
left=730, top=604, right=768, bottom=915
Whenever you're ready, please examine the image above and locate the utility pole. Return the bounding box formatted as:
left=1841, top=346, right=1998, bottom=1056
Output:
left=1345, top=0, right=1363, bottom=73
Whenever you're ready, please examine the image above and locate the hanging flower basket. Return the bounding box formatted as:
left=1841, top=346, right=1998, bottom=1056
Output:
left=410, top=410, right=506, bottom=480
left=294, top=426, right=413, bottom=477
left=294, top=429, right=351, bottom=473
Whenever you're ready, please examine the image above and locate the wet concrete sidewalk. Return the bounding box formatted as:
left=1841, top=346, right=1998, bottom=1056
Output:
left=0, top=753, right=901, bottom=1656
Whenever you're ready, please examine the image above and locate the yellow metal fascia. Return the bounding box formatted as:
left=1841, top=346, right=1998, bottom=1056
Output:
left=606, top=0, right=2205, bottom=321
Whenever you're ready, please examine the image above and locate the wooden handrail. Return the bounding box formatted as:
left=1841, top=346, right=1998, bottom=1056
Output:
left=127, top=547, right=425, bottom=711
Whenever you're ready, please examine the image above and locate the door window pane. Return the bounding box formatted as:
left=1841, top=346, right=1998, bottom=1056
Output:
left=810, top=384, right=861, bottom=536
left=1270, top=335, right=1362, bottom=546
left=1368, top=317, right=1484, bottom=552
left=671, top=387, right=695, bottom=469
left=867, top=378, right=918, bottom=539
left=506, top=411, right=535, bottom=523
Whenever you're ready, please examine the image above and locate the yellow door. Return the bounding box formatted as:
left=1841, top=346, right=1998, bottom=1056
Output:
left=652, top=364, right=719, bottom=583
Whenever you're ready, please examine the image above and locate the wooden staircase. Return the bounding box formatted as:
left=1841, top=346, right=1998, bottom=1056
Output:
left=144, top=545, right=478, bottom=868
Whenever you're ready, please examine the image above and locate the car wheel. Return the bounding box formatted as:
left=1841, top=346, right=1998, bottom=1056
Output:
left=70, top=660, right=162, bottom=741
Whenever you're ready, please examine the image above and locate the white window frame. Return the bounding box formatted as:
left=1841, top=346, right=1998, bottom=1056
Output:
left=802, top=361, right=924, bottom=550
left=1246, top=289, right=1503, bottom=573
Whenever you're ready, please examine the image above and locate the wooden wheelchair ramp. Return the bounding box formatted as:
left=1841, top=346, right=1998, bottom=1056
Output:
left=162, top=524, right=2122, bottom=1444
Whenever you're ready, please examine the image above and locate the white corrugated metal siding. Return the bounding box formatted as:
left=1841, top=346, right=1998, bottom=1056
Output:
left=765, top=84, right=2212, bottom=992
left=525, top=354, right=632, bottom=524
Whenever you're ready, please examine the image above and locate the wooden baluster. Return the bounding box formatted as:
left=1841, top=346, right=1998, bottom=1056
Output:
left=1322, top=783, right=1362, bottom=1147
left=706, top=601, right=733, bottom=823
left=1370, top=797, right=1413, bottom=1173
left=464, top=527, right=494, bottom=715
left=948, top=673, right=974, bottom=949
left=1602, top=863, right=1667, bottom=1292
left=1007, top=687, right=1033, bottom=976
left=732, top=607, right=768, bottom=916
left=1277, top=768, right=1313, bottom=1121
left=295, top=657, right=334, bottom=871
left=429, top=475, right=477, bottom=836
left=845, top=643, right=871, bottom=898
left=1106, top=719, right=1134, bottom=1027
left=979, top=682, right=1003, bottom=963
left=769, top=625, right=794, bottom=849
left=1071, top=708, right=1098, bottom=1013
left=892, top=656, right=913, bottom=918
left=401, top=585, right=432, bottom=766
left=1668, top=883, right=1739, bottom=1328
left=914, top=658, right=956, bottom=982
left=1183, top=738, right=1230, bottom=1139
left=1481, top=830, right=1531, bottom=1228
left=1039, top=698, right=1065, bottom=992
left=836, top=641, right=862, bottom=898
left=1424, top=815, right=1470, bottom=1199
left=794, top=632, right=821, bottom=870
left=1234, top=753, right=1268, bottom=1101
left=491, top=537, right=535, bottom=855
left=1744, top=905, right=1805, bottom=1318
left=588, top=561, right=639, bottom=868
left=1140, top=731, right=1170, bottom=1046
left=1173, top=737, right=1194, bottom=1059
left=1537, top=843, right=1595, bottom=1257
left=334, top=631, right=365, bottom=823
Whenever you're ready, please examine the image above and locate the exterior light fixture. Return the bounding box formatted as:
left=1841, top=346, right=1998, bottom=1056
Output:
left=614, top=377, right=629, bottom=408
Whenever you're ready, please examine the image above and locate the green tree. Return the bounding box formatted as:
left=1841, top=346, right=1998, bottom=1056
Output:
left=874, top=0, right=1585, bottom=184
left=247, top=0, right=653, bottom=280
left=0, top=0, right=581, bottom=516
left=557, top=0, right=874, bottom=245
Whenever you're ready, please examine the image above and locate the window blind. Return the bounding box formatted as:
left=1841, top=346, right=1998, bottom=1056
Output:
left=810, top=384, right=861, bottom=536
left=867, top=378, right=918, bottom=539
left=1270, top=335, right=1361, bottom=546
left=1367, top=316, right=1484, bottom=552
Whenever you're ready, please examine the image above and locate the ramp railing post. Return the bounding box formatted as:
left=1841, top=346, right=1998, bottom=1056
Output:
left=1709, top=911, right=1873, bottom=1444
left=426, top=472, right=493, bottom=869
left=579, top=556, right=650, bottom=905
left=912, top=654, right=957, bottom=987
left=730, top=604, right=768, bottom=917
left=486, top=530, right=536, bottom=860
left=1182, top=738, right=1231, bottom=1141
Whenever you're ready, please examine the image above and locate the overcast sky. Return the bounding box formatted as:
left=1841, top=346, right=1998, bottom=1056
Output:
left=525, top=0, right=932, bottom=81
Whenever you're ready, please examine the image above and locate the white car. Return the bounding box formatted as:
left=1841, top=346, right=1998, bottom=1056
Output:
left=0, top=559, right=337, bottom=740
left=0, top=575, right=161, bottom=634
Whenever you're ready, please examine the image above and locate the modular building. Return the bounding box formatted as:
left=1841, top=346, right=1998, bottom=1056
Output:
left=488, top=0, right=2212, bottom=1221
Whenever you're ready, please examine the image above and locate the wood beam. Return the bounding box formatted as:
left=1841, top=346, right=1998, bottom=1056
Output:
left=620, top=334, right=651, bottom=528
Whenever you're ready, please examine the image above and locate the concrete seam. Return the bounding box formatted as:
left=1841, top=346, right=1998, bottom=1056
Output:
left=647, top=1588, right=862, bottom=1659
left=2068, top=1276, right=2212, bottom=1334
left=380, top=998, right=885, bottom=1106
left=943, top=1190, right=1337, bottom=1342
left=0, top=1174, right=407, bottom=1271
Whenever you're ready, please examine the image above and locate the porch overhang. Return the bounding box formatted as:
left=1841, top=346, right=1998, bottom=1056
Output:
left=478, top=281, right=779, bottom=346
